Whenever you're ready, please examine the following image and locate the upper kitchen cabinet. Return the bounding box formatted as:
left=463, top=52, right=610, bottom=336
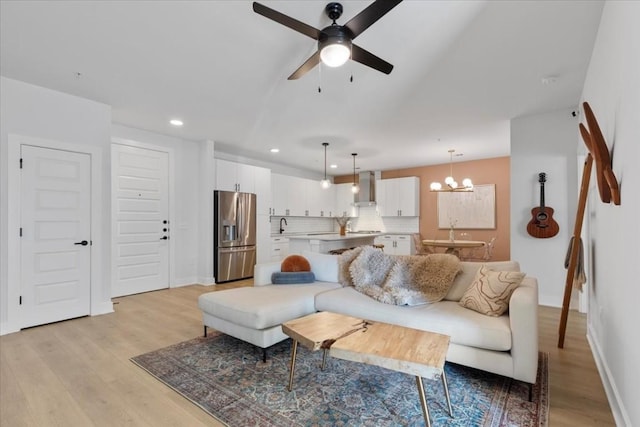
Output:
left=271, top=173, right=338, bottom=217
left=306, top=179, right=336, bottom=217
left=271, top=173, right=306, bottom=216
left=215, top=159, right=256, bottom=193
left=335, top=183, right=358, bottom=218
left=215, top=159, right=271, bottom=213
left=376, top=177, right=420, bottom=217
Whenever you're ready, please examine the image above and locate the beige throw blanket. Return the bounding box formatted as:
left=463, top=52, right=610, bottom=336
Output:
left=340, top=246, right=462, bottom=306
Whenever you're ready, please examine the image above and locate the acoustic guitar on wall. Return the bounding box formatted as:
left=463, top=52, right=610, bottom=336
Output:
left=527, top=172, right=559, bottom=238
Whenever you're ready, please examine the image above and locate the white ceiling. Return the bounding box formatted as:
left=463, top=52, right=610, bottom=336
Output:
left=0, top=0, right=604, bottom=175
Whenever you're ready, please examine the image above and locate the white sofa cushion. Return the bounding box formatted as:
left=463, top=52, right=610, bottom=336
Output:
left=198, top=283, right=340, bottom=330
left=315, top=287, right=512, bottom=351
left=302, top=251, right=339, bottom=283
left=445, top=260, right=521, bottom=301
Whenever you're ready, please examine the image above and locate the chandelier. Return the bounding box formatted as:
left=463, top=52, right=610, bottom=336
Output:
left=430, top=149, right=473, bottom=192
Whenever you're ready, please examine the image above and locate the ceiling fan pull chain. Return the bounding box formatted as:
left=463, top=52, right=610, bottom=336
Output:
left=318, top=62, right=322, bottom=93
left=350, top=48, right=354, bottom=83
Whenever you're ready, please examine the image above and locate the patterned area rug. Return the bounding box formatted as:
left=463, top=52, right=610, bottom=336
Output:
left=132, top=334, right=548, bottom=426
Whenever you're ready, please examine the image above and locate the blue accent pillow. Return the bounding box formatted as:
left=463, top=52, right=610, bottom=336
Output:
left=271, top=271, right=316, bottom=284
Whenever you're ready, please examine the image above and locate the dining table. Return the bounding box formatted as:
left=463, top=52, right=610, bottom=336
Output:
left=421, top=239, right=486, bottom=257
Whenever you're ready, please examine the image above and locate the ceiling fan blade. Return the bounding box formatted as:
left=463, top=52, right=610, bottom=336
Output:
left=287, top=50, right=321, bottom=80
left=253, top=2, right=322, bottom=40
left=350, top=44, right=393, bottom=75
left=344, top=0, right=403, bottom=39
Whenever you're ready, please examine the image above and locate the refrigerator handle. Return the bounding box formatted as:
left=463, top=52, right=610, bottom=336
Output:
left=236, top=195, right=242, bottom=242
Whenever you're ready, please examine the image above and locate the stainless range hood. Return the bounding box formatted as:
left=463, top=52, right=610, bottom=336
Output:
left=354, top=171, right=376, bottom=206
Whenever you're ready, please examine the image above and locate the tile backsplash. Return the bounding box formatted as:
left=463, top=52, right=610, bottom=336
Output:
left=270, top=206, right=419, bottom=235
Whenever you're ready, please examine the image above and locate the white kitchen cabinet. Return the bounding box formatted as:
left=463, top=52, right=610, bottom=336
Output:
left=271, top=174, right=305, bottom=216
left=287, top=176, right=307, bottom=217
left=215, top=159, right=272, bottom=196
left=270, top=236, right=289, bottom=262
left=376, top=177, right=420, bottom=217
left=374, top=234, right=414, bottom=255
left=305, top=179, right=336, bottom=217
left=272, top=173, right=337, bottom=217
left=335, top=183, right=358, bottom=218
left=271, top=173, right=289, bottom=216
left=253, top=166, right=271, bottom=216
left=216, top=159, right=254, bottom=193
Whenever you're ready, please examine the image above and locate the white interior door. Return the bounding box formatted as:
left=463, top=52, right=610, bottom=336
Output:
left=112, top=144, right=169, bottom=297
left=20, top=145, right=92, bottom=328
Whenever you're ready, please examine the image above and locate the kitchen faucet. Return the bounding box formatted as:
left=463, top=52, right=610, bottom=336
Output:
left=279, top=217, right=287, bottom=234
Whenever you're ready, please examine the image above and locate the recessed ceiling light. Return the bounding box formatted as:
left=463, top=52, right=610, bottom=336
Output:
left=330, top=164, right=338, bottom=169
left=270, top=148, right=280, bottom=153
left=170, top=119, right=183, bottom=126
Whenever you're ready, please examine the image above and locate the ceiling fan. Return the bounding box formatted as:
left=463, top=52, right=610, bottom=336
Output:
left=253, top=1, right=403, bottom=80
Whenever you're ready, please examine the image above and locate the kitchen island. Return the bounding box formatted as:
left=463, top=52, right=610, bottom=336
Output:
left=288, top=232, right=384, bottom=254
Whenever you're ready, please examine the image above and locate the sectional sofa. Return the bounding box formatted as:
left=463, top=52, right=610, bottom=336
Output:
left=198, top=250, right=539, bottom=385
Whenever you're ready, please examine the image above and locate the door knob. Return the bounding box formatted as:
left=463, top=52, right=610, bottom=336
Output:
left=74, top=240, right=89, bottom=246
left=160, top=236, right=168, bottom=240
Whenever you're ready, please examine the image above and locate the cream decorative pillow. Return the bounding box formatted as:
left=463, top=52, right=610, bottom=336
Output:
left=459, top=265, right=525, bottom=316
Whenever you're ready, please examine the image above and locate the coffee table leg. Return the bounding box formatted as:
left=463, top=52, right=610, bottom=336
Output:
left=321, top=348, right=328, bottom=371
left=441, top=369, right=454, bottom=417
left=416, top=376, right=432, bottom=427
left=287, top=340, right=298, bottom=392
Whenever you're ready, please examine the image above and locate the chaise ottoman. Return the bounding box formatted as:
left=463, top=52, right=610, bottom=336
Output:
left=198, top=282, right=341, bottom=361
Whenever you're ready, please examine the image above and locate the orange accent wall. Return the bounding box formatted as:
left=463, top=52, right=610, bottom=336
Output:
left=336, top=157, right=511, bottom=260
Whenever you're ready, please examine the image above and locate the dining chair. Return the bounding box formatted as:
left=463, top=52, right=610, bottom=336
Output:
left=483, top=237, right=497, bottom=260
left=461, top=236, right=496, bottom=261
left=412, top=233, right=432, bottom=255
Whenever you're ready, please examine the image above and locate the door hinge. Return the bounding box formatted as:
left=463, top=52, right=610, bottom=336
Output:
left=19, top=296, right=22, bottom=305
left=19, top=158, right=23, bottom=169
left=19, top=227, right=22, bottom=237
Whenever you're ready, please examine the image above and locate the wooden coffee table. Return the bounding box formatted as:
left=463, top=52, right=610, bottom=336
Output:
left=281, top=311, right=453, bottom=427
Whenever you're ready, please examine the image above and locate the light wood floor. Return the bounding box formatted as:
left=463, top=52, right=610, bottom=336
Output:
left=1, top=282, right=615, bottom=426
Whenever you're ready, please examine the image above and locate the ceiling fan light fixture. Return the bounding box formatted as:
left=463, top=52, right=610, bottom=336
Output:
left=318, top=25, right=352, bottom=68
left=320, top=43, right=350, bottom=67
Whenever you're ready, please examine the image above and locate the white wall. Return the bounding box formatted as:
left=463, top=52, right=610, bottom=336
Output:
left=111, top=124, right=204, bottom=286
left=580, top=2, right=640, bottom=425
left=510, top=107, right=579, bottom=307
left=0, top=77, right=113, bottom=334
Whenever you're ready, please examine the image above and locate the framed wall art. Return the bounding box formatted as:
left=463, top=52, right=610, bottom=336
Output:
left=437, top=184, right=496, bottom=229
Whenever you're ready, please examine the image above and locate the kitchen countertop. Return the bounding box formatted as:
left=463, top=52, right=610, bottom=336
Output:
left=286, top=232, right=384, bottom=241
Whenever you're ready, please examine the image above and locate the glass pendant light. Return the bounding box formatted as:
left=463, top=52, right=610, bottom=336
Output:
left=351, top=153, right=359, bottom=194
left=320, top=142, right=331, bottom=189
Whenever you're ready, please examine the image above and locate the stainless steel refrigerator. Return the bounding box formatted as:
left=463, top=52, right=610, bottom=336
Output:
left=214, top=190, right=257, bottom=283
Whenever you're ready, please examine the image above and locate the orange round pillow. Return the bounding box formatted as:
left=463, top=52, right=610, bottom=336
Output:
left=281, top=255, right=311, bottom=272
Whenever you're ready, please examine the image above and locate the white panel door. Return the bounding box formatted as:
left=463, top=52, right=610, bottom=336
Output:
left=112, top=144, right=169, bottom=297
left=20, top=145, right=91, bottom=328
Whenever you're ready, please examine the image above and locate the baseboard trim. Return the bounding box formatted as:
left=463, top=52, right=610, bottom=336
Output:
left=587, top=324, right=632, bottom=426
left=0, top=321, right=20, bottom=336
left=91, top=301, right=114, bottom=316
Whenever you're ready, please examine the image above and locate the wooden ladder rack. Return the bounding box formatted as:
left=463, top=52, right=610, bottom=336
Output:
left=557, top=153, right=592, bottom=348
